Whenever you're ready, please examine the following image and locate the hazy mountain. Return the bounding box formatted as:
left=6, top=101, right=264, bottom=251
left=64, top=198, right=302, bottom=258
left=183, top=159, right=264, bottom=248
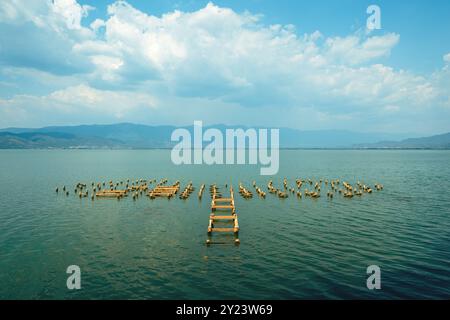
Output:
left=0, top=124, right=173, bottom=148
left=0, top=123, right=438, bottom=149
left=0, top=131, right=126, bottom=149
left=354, top=132, right=450, bottom=149
left=277, top=127, right=410, bottom=148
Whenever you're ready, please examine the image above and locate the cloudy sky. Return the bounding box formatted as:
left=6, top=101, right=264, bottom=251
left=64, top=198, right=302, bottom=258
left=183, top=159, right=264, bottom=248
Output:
left=0, top=0, right=449, bottom=134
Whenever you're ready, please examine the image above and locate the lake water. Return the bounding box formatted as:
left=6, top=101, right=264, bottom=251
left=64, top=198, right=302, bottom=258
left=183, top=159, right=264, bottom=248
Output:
left=0, top=149, right=449, bottom=299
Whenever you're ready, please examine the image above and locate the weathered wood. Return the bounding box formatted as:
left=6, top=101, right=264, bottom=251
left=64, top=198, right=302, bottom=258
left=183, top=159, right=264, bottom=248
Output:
left=212, top=205, right=234, bottom=209
left=211, top=215, right=236, bottom=220
left=151, top=191, right=176, bottom=194
left=210, top=227, right=235, bottom=232
left=214, top=198, right=233, bottom=202
left=154, top=186, right=177, bottom=189
left=96, top=190, right=128, bottom=198
left=207, top=185, right=240, bottom=241
left=96, top=193, right=121, bottom=198
left=148, top=183, right=179, bottom=198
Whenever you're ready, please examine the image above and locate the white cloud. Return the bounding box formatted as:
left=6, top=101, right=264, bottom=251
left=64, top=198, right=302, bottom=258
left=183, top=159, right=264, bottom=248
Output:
left=444, top=52, right=450, bottom=64
left=0, top=0, right=94, bottom=35
left=0, top=1, right=449, bottom=133
left=0, top=84, right=157, bottom=127
left=0, top=0, right=95, bottom=74
left=324, top=33, right=399, bottom=65
left=69, top=1, right=420, bottom=112
left=51, top=0, right=94, bottom=30
left=90, top=18, right=105, bottom=32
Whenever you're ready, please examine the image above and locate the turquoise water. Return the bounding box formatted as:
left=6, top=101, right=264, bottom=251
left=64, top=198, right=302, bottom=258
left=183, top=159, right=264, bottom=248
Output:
left=0, top=149, right=449, bottom=299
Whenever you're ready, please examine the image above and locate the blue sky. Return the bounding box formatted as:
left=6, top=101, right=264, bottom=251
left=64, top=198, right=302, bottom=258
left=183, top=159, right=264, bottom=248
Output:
left=79, top=0, right=450, bottom=73
left=0, top=0, right=449, bottom=134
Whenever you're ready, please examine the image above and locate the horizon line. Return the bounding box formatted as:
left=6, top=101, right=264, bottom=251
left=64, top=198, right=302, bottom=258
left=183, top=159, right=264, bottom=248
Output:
left=0, top=122, right=443, bottom=137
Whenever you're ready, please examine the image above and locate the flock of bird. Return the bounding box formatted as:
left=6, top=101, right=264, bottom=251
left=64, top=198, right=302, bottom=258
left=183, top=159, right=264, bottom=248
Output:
left=55, top=177, right=383, bottom=202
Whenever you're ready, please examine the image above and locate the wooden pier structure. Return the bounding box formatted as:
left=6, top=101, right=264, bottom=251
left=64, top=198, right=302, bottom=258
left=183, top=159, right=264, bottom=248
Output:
left=179, top=182, right=194, bottom=199
left=57, top=177, right=385, bottom=247
left=96, top=189, right=128, bottom=198
left=238, top=183, right=253, bottom=199
left=148, top=182, right=180, bottom=199
left=198, top=184, right=205, bottom=199
left=207, top=185, right=240, bottom=245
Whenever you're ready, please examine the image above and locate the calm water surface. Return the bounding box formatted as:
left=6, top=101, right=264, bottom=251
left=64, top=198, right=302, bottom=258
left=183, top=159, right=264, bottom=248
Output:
left=0, top=150, right=449, bottom=299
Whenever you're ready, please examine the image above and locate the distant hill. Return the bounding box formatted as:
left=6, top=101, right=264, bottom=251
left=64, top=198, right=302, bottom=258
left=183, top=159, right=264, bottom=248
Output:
left=0, top=122, right=433, bottom=149
left=354, top=132, right=450, bottom=149
left=0, top=123, right=174, bottom=148
left=0, top=131, right=126, bottom=149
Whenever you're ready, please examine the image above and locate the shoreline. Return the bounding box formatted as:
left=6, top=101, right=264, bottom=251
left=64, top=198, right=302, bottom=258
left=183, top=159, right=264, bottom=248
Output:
left=0, top=147, right=450, bottom=151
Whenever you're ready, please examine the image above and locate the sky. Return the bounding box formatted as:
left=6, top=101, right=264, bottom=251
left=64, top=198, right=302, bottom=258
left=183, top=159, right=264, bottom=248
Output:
left=0, top=0, right=449, bottom=134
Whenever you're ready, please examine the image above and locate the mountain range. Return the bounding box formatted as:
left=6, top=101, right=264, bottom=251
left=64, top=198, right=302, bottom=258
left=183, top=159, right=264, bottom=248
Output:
left=354, top=132, right=450, bottom=149
left=0, top=123, right=448, bottom=149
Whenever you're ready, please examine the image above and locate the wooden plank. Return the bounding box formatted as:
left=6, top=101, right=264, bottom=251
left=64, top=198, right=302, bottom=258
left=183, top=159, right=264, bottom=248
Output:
left=210, top=227, right=235, bottom=232
left=207, top=185, right=240, bottom=240
left=149, top=184, right=179, bottom=196
left=212, top=205, right=234, bottom=209
left=96, top=191, right=127, bottom=195
left=151, top=191, right=175, bottom=194
left=211, top=215, right=236, bottom=220
left=234, top=218, right=239, bottom=229
left=151, top=191, right=177, bottom=194
left=154, top=187, right=178, bottom=190
left=96, top=194, right=120, bottom=198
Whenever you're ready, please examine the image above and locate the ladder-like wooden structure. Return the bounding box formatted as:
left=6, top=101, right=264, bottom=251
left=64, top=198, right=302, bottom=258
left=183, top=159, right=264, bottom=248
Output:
left=148, top=182, right=180, bottom=199
left=207, top=185, right=240, bottom=245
